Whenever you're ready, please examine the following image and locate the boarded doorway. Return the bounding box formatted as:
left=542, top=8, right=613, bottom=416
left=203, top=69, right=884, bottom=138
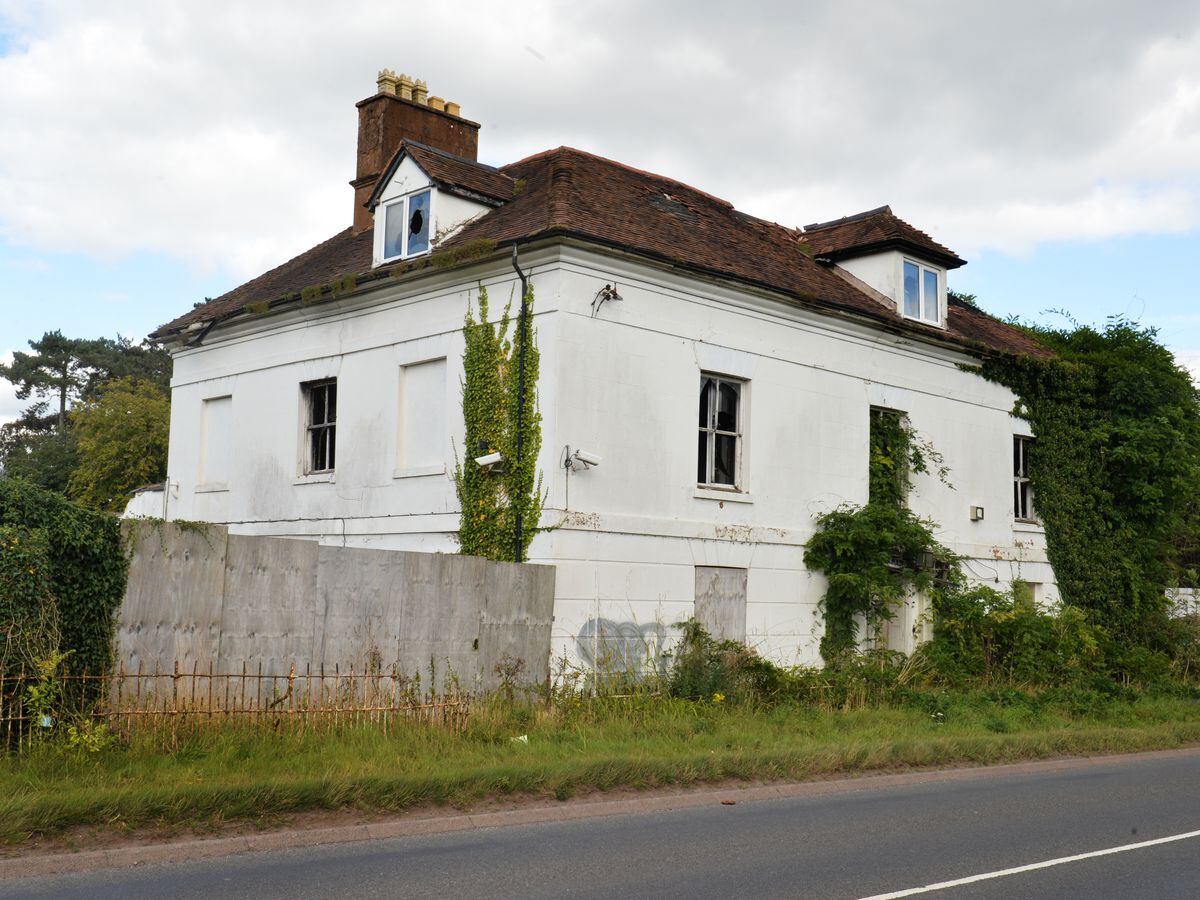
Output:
left=694, top=566, right=747, bottom=642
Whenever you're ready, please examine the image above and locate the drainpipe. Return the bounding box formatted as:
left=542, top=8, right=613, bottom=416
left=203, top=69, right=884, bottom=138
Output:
left=511, top=244, right=529, bottom=563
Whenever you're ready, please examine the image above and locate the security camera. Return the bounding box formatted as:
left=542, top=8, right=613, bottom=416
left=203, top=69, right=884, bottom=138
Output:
left=475, top=451, right=504, bottom=471
left=571, top=449, right=602, bottom=469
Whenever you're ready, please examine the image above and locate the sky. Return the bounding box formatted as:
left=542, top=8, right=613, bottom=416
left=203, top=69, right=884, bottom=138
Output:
left=1, top=1, right=1199, bottom=424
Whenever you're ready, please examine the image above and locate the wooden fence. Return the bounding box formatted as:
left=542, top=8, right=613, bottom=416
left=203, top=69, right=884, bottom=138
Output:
left=1, top=661, right=472, bottom=752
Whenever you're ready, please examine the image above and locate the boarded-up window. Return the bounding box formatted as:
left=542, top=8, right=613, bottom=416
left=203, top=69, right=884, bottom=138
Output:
left=694, top=566, right=748, bottom=642
left=399, top=358, right=447, bottom=470
left=199, top=395, right=232, bottom=487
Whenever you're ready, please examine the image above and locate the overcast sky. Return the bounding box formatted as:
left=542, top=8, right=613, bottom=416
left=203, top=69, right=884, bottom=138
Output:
left=2, top=1, right=1199, bottom=423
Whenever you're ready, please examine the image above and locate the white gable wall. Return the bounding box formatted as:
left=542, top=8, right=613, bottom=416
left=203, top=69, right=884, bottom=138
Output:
left=371, top=155, right=493, bottom=266
left=159, top=244, right=1055, bottom=670
left=376, top=156, right=432, bottom=203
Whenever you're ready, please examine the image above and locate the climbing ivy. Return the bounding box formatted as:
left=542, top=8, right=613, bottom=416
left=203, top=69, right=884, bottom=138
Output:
left=978, top=318, right=1200, bottom=646
left=805, top=410, right=957, bottom=661
left=0, top=478, right=127, bottom=677
left=453, top=284, right=544, bottom=562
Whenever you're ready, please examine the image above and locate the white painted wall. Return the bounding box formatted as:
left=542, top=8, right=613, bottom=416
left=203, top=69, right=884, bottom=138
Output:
left=153, top=242, right=1056, bottom=670
left=837, top=250, right=948, bottom=328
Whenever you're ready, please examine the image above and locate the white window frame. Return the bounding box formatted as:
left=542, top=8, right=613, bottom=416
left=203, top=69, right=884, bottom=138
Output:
left=376, top=188, right=436, bottom=264
left=901, top=258, right=943, bottom=326
left=697, top=373, right=745, bottom=492
left=301, top=378, right=337, bottom=475
left=1013, top=435, right=1036, bottom=523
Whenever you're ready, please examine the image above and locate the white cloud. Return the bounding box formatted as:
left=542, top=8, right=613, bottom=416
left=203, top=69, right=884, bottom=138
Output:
left=0, top=0, right=1198, bottom=280
left=1174, top=350, right=1200, bottom=383
left=0, top=350, right=21, bottom=426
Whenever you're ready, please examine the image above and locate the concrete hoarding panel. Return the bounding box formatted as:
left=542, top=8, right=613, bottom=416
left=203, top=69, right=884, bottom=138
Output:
left=117, top=522, right=555, bottom=689
left=117, top=522, right=228, bottom=673
left=478, top=559, right=556, bottom=689
left=217, top=533, right=322, bottom=677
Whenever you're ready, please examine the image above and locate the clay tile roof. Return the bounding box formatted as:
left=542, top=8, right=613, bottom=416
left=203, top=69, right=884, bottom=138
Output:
left=368, top=141, right=515, bottom=207
left=153, top=145, right=1043, bottom=359
left=803, top=205, right=966, bottom=269
left=155, top=228, right=373, bottom=337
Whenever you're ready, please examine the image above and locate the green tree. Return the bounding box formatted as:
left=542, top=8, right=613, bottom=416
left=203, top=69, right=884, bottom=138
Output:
left=67, top=378, right=170, bottom=511
left=0, top=332, right=172, bottom=494
left=84, top=336, right=172, bottom=396
left=0, top=422, right=77, bottom=493
left=0, top=331, right=102, bottom=431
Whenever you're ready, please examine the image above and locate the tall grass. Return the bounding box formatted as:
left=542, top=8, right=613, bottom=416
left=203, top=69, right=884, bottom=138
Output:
left=3, top=690, right=1200, bottom=843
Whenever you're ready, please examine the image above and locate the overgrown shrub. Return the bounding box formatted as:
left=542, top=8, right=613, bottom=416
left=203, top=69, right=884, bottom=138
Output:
left=666, top=619, right=786, bottom=702
left=0, top=478, right=127, bottom=677
left=923, top=583, right=1104, bottom=685
left=0, top=524, right=58, bottom=674
left=805, top=409, right=957, bottom=660
left=979, top=319, right=1200, bottom=645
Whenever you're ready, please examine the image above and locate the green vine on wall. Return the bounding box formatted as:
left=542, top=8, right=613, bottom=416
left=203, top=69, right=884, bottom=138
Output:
left=805, top=410, right=958, bottom=661
left=0, top=479, right=127, bottom=680
left=977, top=317, right=1200, bottom=647
left=453, top=284, right=545, bottom=562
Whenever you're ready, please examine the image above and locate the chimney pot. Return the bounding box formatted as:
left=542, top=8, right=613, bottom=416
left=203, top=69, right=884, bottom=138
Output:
left=445, top=100, right=461, bottom=117
left=353, top=70, right=479, bottom=233
left=376, top=69, right=399, bottom=96
left=397, top=73, right=414, bottom=101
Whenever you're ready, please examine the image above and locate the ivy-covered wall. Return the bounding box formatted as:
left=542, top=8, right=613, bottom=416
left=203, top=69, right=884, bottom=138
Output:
left=0, top=478, right=127, bottom=675
left=805, top=410, right=956, bottom=661
left=979, top=320, right=1200, bottom=644
left=454, top=284, right=544, bottom=563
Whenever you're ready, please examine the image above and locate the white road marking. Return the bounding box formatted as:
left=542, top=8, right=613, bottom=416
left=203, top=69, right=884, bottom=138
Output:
left=859, top=827, right=1200, bottom=899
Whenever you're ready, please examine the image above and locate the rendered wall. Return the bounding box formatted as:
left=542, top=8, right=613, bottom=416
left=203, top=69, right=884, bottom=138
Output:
left=117, top=521, right=555, bottom=689
left=154, top=244, right=1057, bottom=673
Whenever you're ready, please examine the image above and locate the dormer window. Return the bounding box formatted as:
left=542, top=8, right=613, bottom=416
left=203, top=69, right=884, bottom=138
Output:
left=903, top=260, right=941, bottom=325
left=380, top=189, right=433, bottom=262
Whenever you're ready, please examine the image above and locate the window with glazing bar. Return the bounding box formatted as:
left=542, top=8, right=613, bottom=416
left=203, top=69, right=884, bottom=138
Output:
left=1014, top=435, right=1035, bottom=521
left=902, top=260, right=941, bottom=324
left=698, top=374, right=743, bottom=489
left=304, top=379, right=337, bottom=473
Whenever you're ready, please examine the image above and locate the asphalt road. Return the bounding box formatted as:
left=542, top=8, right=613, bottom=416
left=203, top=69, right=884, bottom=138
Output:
left=6, top=752, right=1200, bottom=899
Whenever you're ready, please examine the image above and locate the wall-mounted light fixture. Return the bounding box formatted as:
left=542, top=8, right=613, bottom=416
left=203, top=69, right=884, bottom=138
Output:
left=970, top=505, right=985, bottom=521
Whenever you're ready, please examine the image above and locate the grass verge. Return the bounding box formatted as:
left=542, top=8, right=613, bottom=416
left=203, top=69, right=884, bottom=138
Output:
left=3, top=692, right=1200, bottom=844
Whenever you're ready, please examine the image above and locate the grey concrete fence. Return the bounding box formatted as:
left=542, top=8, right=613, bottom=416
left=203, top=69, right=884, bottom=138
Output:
left=117, top=522, right=555, bottom=692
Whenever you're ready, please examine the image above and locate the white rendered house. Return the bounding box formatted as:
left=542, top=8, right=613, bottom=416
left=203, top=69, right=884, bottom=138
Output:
left=145, top=71, right=1057, bottom=669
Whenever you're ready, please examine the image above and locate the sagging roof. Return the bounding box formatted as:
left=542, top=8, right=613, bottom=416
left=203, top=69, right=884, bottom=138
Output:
left=803, top=205, right=966, bottom=269
left=154, top=146, right=1043, bottom=358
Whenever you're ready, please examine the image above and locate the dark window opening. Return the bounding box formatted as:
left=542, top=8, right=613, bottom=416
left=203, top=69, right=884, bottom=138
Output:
left=698, top=374, right=742, bottom=488
left=304, top=379, right=337, bottom=473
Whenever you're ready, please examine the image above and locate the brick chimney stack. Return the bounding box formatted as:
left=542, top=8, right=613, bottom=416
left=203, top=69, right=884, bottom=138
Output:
left=350, top=70, right=480, bottom=233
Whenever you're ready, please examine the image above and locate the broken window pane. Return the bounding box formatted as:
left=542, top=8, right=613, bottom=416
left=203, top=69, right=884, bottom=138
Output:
left=717, top=382, right=739, bottom=432
left=407, top=190, right=430, bottom=255
left=714, top=433, right=737, bottom=484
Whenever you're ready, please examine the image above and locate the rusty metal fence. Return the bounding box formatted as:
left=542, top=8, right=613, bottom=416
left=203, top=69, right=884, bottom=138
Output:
left=1, top=661, right=472, bottom=752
